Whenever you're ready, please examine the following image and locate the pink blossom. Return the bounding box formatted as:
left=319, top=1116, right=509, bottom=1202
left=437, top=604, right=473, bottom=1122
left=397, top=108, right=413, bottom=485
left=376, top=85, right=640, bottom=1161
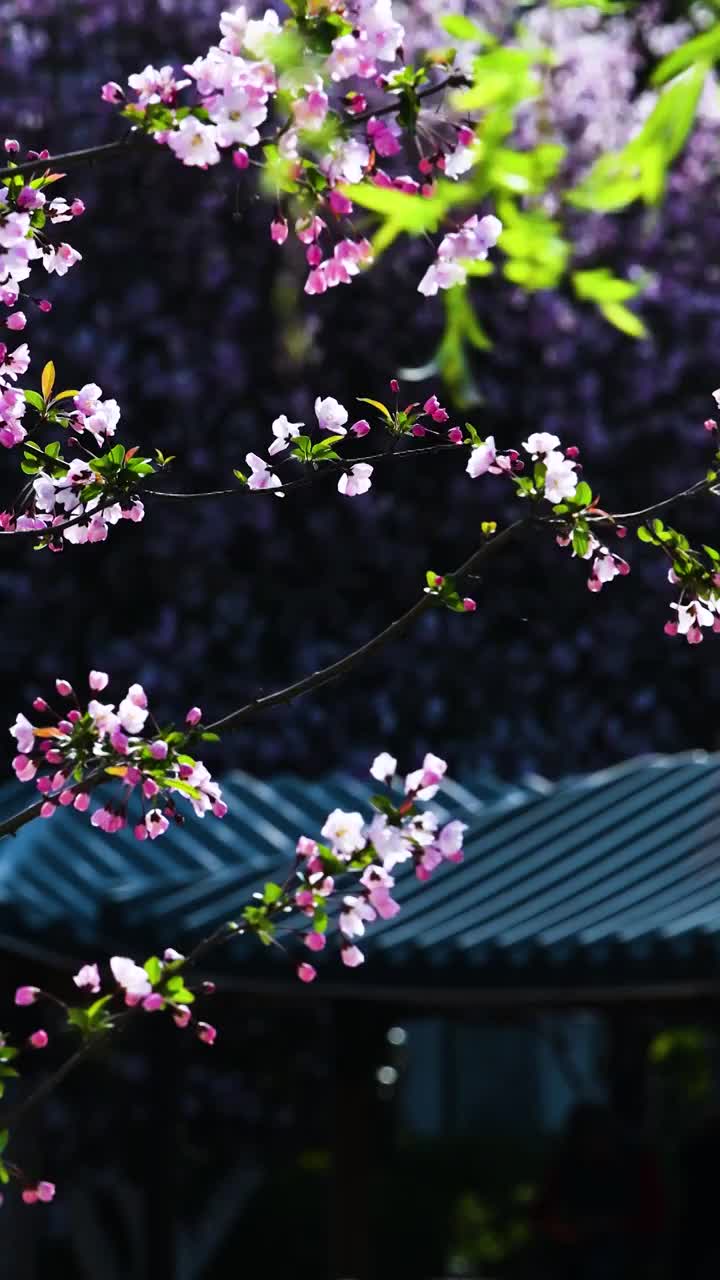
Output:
left=36, top=1182, right=55, bottom=1204
left=271, top=218, right=288, bottom=245
left=167, top=117, right=220, bottom=168
left=296, top=836, right=318, bottom=858
left=321, top=808, right=366, bottom=855
left=44, top=242, right=82, bottom=276
left=89, top=670, right=109, bottom=691
left=186, top=706, right=202, bottom=726
left=15, top=986, right=40, bottom=1006
left=338, top=463, right=373, bottom=497
left=173, top=1005, right=191, bottom=1028
left=40, top=801, right=56, bottom=819
left=367, top=115, right=401, bottom=157
left=29, top=1030, right=48, bottom=1049
left=405, top=752, right=447, bottom=801
left=370, top=752, right=397, bottom=782
left=10, top=713, right=35, bottom=756
left=297, top=962, right=317, bottom=983
left=13, top=755, right=36, bottom=782
left=305, top=932, right=326, bottom=952
left=315, top=396, right=348, bottom=434
left=6, top=311, right=26, bottom=331
left=150, top=739, right=169, bottom=760
left=73, top=792, right=90, bottom=812
left=351, top=419, right=370, bottom=437
left=245, top=452, right=283, bottom=493
left=268, top=413, right=304, bottom=455
left=466, top=438, right=497, bottom=478
left=329, top=190, right=353, bottom=216
left=233, top=147, right=250, bottom=170
left=341, top=944, right=365, bottom=968
left=197, top=1021, right=217, bottom=1045
left=463, top=598, right=477, bottom=612
left=304, top=266, right=328, bottom=295
left=101, top=81, right=124, bottom=103
left=145, top=808, right=170, bottom=839
left=73, top=963, right=101, bottom=993
left=340, top=894, right=376, bottom=938
left=3, top=139, right=19, bottom=153
left=110, top=956, right=152, bottom=1001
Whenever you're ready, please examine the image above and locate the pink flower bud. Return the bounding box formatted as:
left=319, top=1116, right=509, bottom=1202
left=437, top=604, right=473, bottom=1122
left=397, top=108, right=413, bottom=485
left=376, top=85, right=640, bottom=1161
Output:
left=704, top=419, right=718, bottom=432
left=197, top=1021, right=217, bottom=1045
left=133, top=823, right=148, bottom=841
left=306, top=243, right=323, bottom=267
left=178, top=763, right=193, bottom=780
left=212, top=800, right=228, bottom=818
left=341, top=945, right=364, bottom=968
left=418, top=156, right=433, bottom=175
left=270, top=218, right=288, bottom=245
left=344, top=93, right=367, bottom=114
left=202, top=981, right=216, bottom=995
left=38, top=299, right=52, bottom=313
left=142, top=993, right=164, bottom=1012
left=58, top=720, right=72, bottom=735
left=185, top=706, right=202, bottom=726
left=40, top=801, right=56, bottom=819
left=232, top=147, right=249, bottom=170
left=296, top=836, right=318, bottom=858
left=328, top=190, right=352, bottom=216
left=305, top=932, right=326, bottom=952
left=150, top=739, right=168, bottom=760
left=46, top=749, right=63, bottom=764
left=297, top=962, right=317, bottom=983
left=70, top=199, right=85, bottom=216
left=36, top=1182, right=55, bottom=1203
left=390, top=379, right=399, bottom=393
left=73, top=792, right=90, bottom=812
left=411, top=424, right=427, bottom=437
left=55, top=679, right=72, bottom=697
left=89, top=670, right=109, bottom=691
left=142, top=779, right=159, bottom=799
left=173, top=1005, right=191, bottom=1028
left=565, top=445, right=580, bottom=458
left=29, top=1030, right=48, bottom=1049
left=664, top=621, right=678, bottom=636
left=100, top=81, right=123, bottom=104
left=616, top=526, right=627, bottom=539
left=457, top=125, right=474, bottom=147
left=6, top=312, right=26, bottom=331
left=36, top=776, right=52, bottom=794
left=587, top=576, right=602, bottom=593
left=448, top=427, right=463, bottom=444
left=4, top=139, right=19, bottom=153
left=462, top=598, right=477, bottom=612
left=32, top=697, right=48, bottom=713
left=59, top=789, right=74, bottom=806
left=15, top=986, right=40, bottom=1006
left=22, top=1190, right=38, bottom=1205
left=350, top=419, right=370, bottom=437
left=125, top=766, right=142, bottom=786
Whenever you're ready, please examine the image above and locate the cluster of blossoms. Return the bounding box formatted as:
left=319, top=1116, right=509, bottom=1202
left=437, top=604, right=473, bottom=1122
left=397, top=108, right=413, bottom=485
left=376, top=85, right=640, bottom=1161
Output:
left=290, top=749, right=465, bottom=975
left=3, top=748, right=464, bottom=1204
left=10, top=671, right=225, bottom=835
left=101, top=1, right=502, bottom=298
left=418, top=213, right=502, bottom=297
left=0, top=150, right=84, bottom=450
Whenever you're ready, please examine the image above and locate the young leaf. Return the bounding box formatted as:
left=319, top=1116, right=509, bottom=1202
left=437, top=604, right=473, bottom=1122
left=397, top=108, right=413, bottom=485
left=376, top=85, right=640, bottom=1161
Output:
left=41, top=361, right=56, bottom=402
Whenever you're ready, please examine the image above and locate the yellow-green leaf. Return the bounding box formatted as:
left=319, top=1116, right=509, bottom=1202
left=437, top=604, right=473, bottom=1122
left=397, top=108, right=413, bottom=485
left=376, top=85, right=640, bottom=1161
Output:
left=41, top=361, right=56, bottom=402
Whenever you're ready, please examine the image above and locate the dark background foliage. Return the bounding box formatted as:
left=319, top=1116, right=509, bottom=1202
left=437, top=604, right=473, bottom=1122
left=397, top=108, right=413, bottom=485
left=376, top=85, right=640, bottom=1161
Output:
left=2, top=0, right=720, bottom=782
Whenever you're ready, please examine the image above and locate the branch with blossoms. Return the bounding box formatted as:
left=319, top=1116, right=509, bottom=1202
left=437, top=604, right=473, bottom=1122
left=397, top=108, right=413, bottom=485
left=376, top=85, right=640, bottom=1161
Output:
left=0, top=749, right=464, bottom=1206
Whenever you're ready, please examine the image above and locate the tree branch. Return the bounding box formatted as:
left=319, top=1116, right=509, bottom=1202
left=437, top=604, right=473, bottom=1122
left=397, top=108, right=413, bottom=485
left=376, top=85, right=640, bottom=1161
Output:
left=0, top=136, right=148, bottom=183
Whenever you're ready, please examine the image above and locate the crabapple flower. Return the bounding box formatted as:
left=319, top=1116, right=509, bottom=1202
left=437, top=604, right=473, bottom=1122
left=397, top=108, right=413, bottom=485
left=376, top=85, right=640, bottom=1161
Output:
left=268, top=413, right=304, bottom=455
left=271, top=219, right=288, bottom=244
left=245, top=452, right=283, bottom=493
left=321, top=808, right=366, bottom=856
left=145, top=809, right=170, bottom=839
left=315, top=396, right=348, bottom=434
left=543, top=452, right=578, bottom=503
left=341, top=944, right=365, bottom=967
left=186, top=706, right=202, bottom=726
left=110, top=956, right=152, bottom=1003
left=338, top=463, right=373, bottom=496
left=405, top=753, right=448, bottom=801
left=10, top=713, right=35, bottom=755
left=167, top=117, right=221, bottom=167
left=340, top=895, right=377, bottom=937
left=73, top=963, right=101, bottom=993
left=43, top=243, right=82, bottom=276
left=523, top=432, right=561, bottom=457
left=467, top=438, right=497, bottom=478
left=297, top=962, right=317, bottom=983
left=370, top=752, right=397, bottom=782
left=89, top=671, right=109, bottom=691
left=29, top=1030, right=48, bottom=1049
left=197, top=1021, right=217, bottom=1045
left=419, top=214, right=502, bottom=295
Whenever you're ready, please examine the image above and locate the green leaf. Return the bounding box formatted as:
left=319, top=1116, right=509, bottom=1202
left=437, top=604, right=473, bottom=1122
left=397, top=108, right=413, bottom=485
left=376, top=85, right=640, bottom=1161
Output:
left=651, top=24, right=720, bottom=86
left=200, top=731, right=221, bottom=742
left=599, top=301, right=648, bottom=339
left=24, top=390, right=45, bottom=413
left=144, top=956, right=163, bottom=985
left=166, top=777, right=202, bottom=800
left=637, top=526, right=657, bottom=544
left=107, top=443, right=126, bottom=466
left=440, top=14, right=491, bottom=42
left=263, top=881, right=283, bottom=904
left=41, top=361, right=55, bottom=402
left=572, top=268, right=640, bottom=305
left=0, top=1129, right=9, bottom=1156
left=371, top=794, right=399, bottom=819
left=574, top=481, right=592, bottom=507
left=356, top=397, right=392, bottom=421
left=0, top=1162, right=9, bottom=1185
left=703, top=544, right=720, bottom=561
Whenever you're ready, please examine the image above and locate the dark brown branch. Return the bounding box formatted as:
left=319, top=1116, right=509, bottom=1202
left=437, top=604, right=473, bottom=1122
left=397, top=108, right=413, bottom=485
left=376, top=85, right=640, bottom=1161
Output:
left=0, top=136, right=147, bottom=183
left=207, top=518, right=528, bottom=733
